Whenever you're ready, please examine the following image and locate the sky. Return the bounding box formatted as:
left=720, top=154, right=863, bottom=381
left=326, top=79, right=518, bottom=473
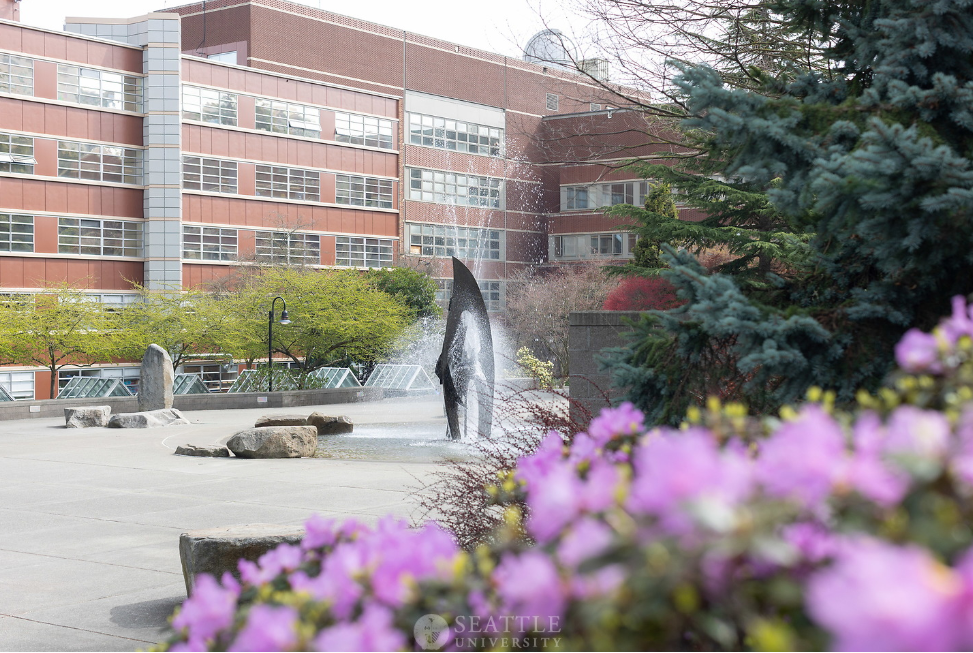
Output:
left=19, top=0, right=582, bottom=59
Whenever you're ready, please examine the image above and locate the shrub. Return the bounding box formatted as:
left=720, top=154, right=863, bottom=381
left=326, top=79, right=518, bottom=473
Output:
left=514, top=347, right=555, bottom=390
left=160, top=297, right=973, bottom=652
left=602, top=275, right=683, bottom=311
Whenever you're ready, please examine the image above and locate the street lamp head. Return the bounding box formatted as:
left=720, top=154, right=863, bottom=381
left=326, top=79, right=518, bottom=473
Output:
left=279, top=309, right=291, bottom=325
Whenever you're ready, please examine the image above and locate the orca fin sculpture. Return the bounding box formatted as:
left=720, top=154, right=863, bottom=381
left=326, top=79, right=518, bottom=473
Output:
left=435, top=257, right=495, bottom=440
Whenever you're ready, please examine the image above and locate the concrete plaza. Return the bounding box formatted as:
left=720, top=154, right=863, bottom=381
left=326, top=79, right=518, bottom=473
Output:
left=0, top=396, right=445, bottom=651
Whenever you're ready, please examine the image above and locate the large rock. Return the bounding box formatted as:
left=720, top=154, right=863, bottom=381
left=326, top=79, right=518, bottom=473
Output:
left=254, top=414, right=308, bottom=428
left=175, top=444, right=230, bottom=457
left=179, top=524, right=304, bottom=595
left=139, top=344, right=174, bottom=412
left=64, top=406, right=111, bottom=428
left=307, top=412, right=354, bottom=435
left=226, top=426, right=318, bottom=458
left=108, top=408, right=189, bottom=429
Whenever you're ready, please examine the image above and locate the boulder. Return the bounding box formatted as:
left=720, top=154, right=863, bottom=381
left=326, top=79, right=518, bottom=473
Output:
left=139, top=344, right=174, bottom=412
left=175, top=444, right=230, bottom=457
left=307, top=412, right=354, bottom=435
left=226, top=426, right=318, bottom=458
left=64, top=406, right=111, bottom=428
left=254, top=414, right=309, bottom=428
left=179, top=524, right=304, bottom=595
left=108, top=408, right=190, bottom=429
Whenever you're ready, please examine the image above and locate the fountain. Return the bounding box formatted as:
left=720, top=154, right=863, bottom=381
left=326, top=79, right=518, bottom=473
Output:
left=435, top=257, right=495, bottom=440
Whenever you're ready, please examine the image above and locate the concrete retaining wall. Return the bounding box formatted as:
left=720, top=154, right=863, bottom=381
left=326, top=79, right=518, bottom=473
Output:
left=0, top=387, right=384, bottom=421
left=569, top=311, right=643, bottom=423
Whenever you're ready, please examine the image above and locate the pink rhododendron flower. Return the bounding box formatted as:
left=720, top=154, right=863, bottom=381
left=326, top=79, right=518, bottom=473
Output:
left=757, top=406, right=845, bottom=510
left=313, top=604, right=406, bottom=652
left=782, top=522, right=839, bottom=563
left=895, top=328, right=942, bottom=373
left=807, top=538, right=964, bottom=651
left=172, top=574, right=239, bottom=642
left=515, top=431, right=565, bottom=488
left=627, top=428, right=751, bottom=534
left=938, top=295, right=973, bottom=346
left=585, top=401, right=645, bottom=446
left=302, top=514, right=340, bottom=550
left=494, top=551, right=565, bottom=630
left=883, top=405, right=950, bottom=461
left=570, top=564, right=626, bottom=599
left=229, top=605, right=299, bottom=652
left=557, top=517, right=614, bottom=567
left=523, top=457, right=620, bottom=543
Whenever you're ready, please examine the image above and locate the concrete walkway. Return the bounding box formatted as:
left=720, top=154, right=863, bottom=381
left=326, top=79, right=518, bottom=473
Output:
left=0, top=396, right=446, bottom=651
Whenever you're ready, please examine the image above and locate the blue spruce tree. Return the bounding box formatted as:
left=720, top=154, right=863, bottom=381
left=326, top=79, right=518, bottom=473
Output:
left=614, top=0, right=973, bottom=421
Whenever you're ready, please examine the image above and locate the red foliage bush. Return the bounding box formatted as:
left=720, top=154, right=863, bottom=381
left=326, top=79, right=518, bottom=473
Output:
left=603, top=276, right=684, bottom=311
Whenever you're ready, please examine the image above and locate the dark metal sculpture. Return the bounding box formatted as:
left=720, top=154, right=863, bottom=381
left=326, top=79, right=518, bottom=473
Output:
left=435, top=257, right=495, bottom=440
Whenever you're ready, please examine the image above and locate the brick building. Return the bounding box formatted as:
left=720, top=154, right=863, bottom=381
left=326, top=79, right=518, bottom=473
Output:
left=0, top=0, right=673, bottom=399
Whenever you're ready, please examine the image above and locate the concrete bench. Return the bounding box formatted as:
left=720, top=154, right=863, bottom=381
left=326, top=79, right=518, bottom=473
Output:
left=179, top=523, right=304, bottom=595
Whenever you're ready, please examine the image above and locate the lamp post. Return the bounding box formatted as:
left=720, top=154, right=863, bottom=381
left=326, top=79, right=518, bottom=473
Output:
left=267, top=296, right=291, bottom=392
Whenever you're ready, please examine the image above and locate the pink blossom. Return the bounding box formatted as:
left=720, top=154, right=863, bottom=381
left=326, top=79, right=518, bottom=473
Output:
left=570, top=564, right=626, bottom=599
left=523, top=457, right=620, bottom=543
left=781, top=522, right=839, bottom=563
left=515, top=431, right=565, bottom=488
left=229, top=605, right=299, bottom=652
left=302, top=514, right=340, bottom=550
left=585, top=401, right=645, bottom=446
left=895, top=329, right=942, bottom=373
left=172, top=574, right=239, bottom=642
left=757, top=406, right=845, bottom=510
left=494, top=551, right=565, bottom=630
left=557, top=517, right=614, bottom=567
left=238, top=543, right=304, bottom=586
left=806, top=538, right=963, bottom=651
left=938, top=295, right=973, bottom=346
left=883, top=405, right=950, bottom=462
left=312, top=604, right=406, bottom=652
left=627, top=428, right=751, bottom=534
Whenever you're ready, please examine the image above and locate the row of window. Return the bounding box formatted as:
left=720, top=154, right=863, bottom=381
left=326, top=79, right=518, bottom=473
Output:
left=0, top=54, right=32, bottom=97
left=562, top=181, right=652, bottom=211
left=407, top=223, right=503, bottom=261
left=0, top=133, right=141, bottom=183
left=408, top=168, right=503, bottom=209
left=0, top=56, right=141, bottom=113
left=436, top=279, right=503, bottom=312
left=407, top=113, right=503, bottom=157
left=550, top=232, right=638, bottom=260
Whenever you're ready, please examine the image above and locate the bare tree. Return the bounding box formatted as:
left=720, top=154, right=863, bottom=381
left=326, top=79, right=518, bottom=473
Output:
left=504, top=262, right=620, bottom=377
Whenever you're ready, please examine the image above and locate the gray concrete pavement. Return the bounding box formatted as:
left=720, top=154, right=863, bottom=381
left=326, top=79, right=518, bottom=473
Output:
left=0, top=396, right=446, bottom=651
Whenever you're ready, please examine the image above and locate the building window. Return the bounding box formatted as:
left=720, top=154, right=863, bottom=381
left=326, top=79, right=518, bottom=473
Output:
left=335, top=112, right=394, bottom=149
left=551, top=232, right=634, bottom=260
left=0, top=213, right=33, bottom=253
left=93, top=294, right=140, bottom=307
left=254, top=231, right=321, bottom=266
left=255, top=98, right=321, bottom=138
left=0, top=371, right=34, bottom=400
left=255, top=165, right=320, bottom=201
left=590, top=103, right=602, bottom=112
left=437, top=279, right=503, bottom=312
left=59, top=367, right=140, bottom=393
left=335, top=174, right=394, bottom=209
left=57, top=64, right=141, bottom=112
left=407, top=223, right=503, bottom=261
left=182, top=225, right=237, bottom=261
left=408, top=168, right=503, bottom=209
left=179, top=362, right=236, bottom=392
left=182, top=86, right=238, bottom=125
left=561, top=181, right=648, bottom=211
left=0, top=133, right=35, bottom=174
left=0, top=54, right=33, bottom=96
left=335, top=236, right=394, bottom=268
left=546, top=93, right=559, bottom=111
left=206, top=51, right=238, bottom=64
left=408, top=113, right=503, bottom=157
left=183, top=156, right=238, bottom=194
left=58, top=218, right=142, bottom=257
left=57, top=141, right=141, bottom=184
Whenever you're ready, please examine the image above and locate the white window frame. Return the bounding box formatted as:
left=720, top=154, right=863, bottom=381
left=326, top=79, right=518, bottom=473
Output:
left=183, top=156, right=238, bottom=194
left=255, top=98, right=321, bottom=138
left=0, top=371, right=34, bottom=400
left=408, top=168, right=503, bottom=209
left=182, top=225, right=238, bottom=262
left=0, top=213, right=33, bottom=253
left=407, top=223, right=503, bottom=261
left=0, top=133, right=35, bottom=173
left=335, top=112, right=394, bottom=149
left=0, top=54, right=33, bottom=96
left=182, top=85, right=238, bottom=126
left=58, top=217, right=143, bottom=257
left=57, top=140, right=141, bottom=185
left=57, top=64, right=141, bottom=112
left=550, top=232, right=637, bottom=260
left=254, top=231, right=321, bottom=266
left=437, top=279, right=503, bottom=312
left=408, top=113, right=503, bottom=157
left=335, top=236, right=394, bottom=268
left=335, top=174, right=394, bottom=209
left=255, top=165, right=320, bottom=201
